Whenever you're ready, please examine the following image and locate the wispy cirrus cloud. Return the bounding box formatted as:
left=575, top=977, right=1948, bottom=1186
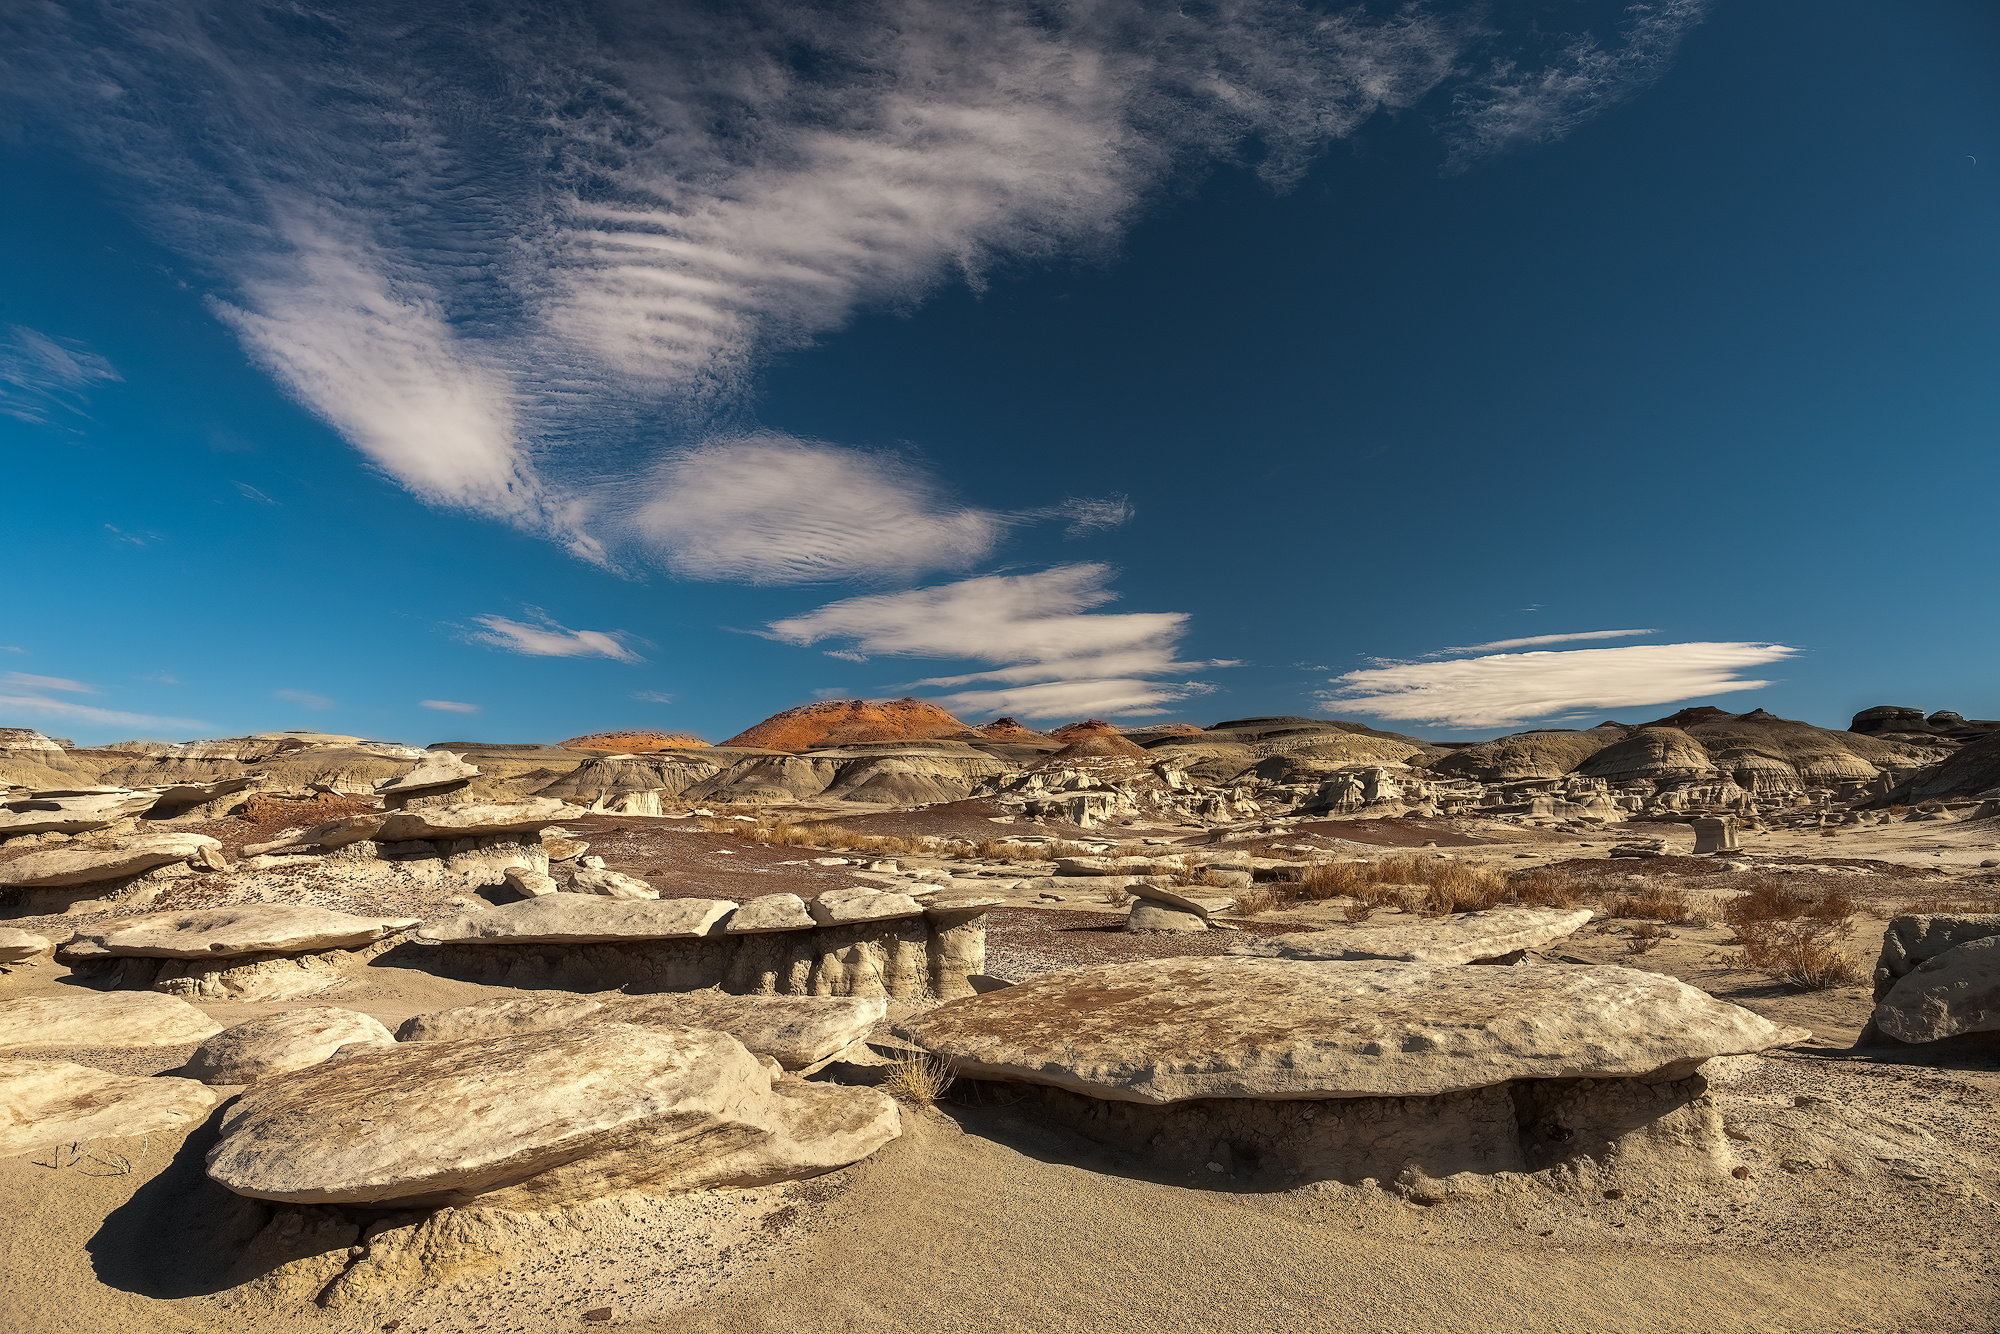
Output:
left=0, top=693, right=206, bottom=733
left=275, top=688, right=334, bottom=710
left=0, top=324, right=121, bottom=423
left=1, top=672, right=97, bottom=695
left=632, top=691, right=675, bottom=704
left=469, top=613, right=644, bottom=664
left=420, top=699, right=479, bottom=714
left=1319, top=641, right=1797, bottom=729
left=768, top=563, right=1227, bottom=718
left=4, top=0, right=1689, bottom=585
left=1443, top=628, right=1658, bottom=653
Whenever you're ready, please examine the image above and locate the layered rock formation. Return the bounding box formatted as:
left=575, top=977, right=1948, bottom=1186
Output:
left=724, top=697, right=977, bottom=750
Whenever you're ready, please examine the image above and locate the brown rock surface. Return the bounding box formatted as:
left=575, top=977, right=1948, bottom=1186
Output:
left=724, top=697, right=975, bottom=751
left=559, top=730, right=712, bottom=752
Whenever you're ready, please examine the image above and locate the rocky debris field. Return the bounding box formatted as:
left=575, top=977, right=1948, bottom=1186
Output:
left=3, top=704, right=2000, bottom=1332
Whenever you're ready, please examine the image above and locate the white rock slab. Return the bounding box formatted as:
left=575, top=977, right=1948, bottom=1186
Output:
left=374, top=800, right=584, bottom=843
left=1873, top=935, right=2000, bottom=1043
left=568, top=866, right=660, bottom=899
left=1228, top=908, right=1594, bottom=966
left=0, top=1058, right=219, bottom=1158
left=0, top=833, right=223, bottom=888
left=396, top=995, right=611, bottom=1043
left=65, top=905, right=418, bottom=959
left=1128, top=880, right=1237, bottom=917
left=610, top=994, right=888, bottom=1070
left=184, top=1008, right=397, bottom=1085
left=808, top=888, right=924, bottom=926
left=205, top=1023, right=900, bottom=1208
left=417, top=893, right=738, bottom=944
left=0, top=991, right=223, bottom=1052
left=723, top=894, right=816, bottom=934
left=376, top=751, right=480, bottom=795
left=900, top=955, right=1808, bottom=1105
left=0, top=929, right=53, bottom=963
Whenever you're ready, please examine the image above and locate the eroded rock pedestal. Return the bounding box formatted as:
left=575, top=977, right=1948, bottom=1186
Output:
left=901, top=956, right=1806, bottom=1191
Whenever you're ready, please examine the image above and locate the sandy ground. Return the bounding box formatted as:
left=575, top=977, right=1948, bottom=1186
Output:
left=5, top=810, right=2000, bottom=1334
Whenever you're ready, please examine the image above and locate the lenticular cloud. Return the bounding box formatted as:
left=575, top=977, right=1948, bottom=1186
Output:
left=5, top=0, right=1704, bottom=579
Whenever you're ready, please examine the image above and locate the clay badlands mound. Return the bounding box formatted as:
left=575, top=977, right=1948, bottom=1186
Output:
left=3, top=698, right=2000, bottom=1332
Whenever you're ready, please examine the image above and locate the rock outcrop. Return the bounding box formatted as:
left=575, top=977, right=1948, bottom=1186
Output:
left=185, top=1008, right=398, bottom=1084
left=0, top=832, right=223, bottom=889
left=205, top=1023, right=900, bottom=1208
left=559, top=730, right=712, bottom=752
left=0, top=1058, right=218, bottom=1157
left=723, top=697, right=975, bottom=751
left=64, top=905, right=417, bottom=958
left=1229, top=907, right=1593, bottom=966
left=0, top=991, right=223, bottom=1051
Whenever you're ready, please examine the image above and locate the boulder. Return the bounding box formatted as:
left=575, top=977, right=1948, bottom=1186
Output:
left=0, top=1058, right=218, bottom=1158
left=1871, top=935, right=2000, bottom=1043
left=568, top=866, right=659, bottom=899
left=1871, top=913, right=2000, bottom=1000
left=503, top=866, right=560, bottom=897
left=397, top=991, right=883, bottom=1069
left=1127, top=880, right=1237, bottom=917
left=376, top=751, right=480, bottom=796
left=417, top=894, right=738, bottom=944
left=374, top=800, right=586, bottom=844
left=184, top=1008, right=398, bottom=1085
left=0, top=991, right=223, bottom=1052
left=1229, top=908, right=1593, bottom=966
left=0, top=929, right=52, bottom=963
left=807, top=888, right=924, bottom=927
left=205, top=1023, right=901, bottom=1208
left=1127, top=900, right=1207, bottom=932
left=899, top=956, right=1806, bottom=1105
left=0, top=832, right=223, bottom=888
left=723, top=893, right=816, bottom=933
left=63, top=905, right=418, bottom=959
left=0, top=789, right=157, bottom=839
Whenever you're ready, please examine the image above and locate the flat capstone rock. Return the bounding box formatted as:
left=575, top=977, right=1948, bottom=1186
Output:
left=900, top=955, right=1808, bottom=1105
left=184, top=1007, right=398, bottom=1085
left=64, top=905, right=418, bottom=960
left=0, top=1058, right=219, bottom=1158
left=418, top=893, right=738, bottom=944
left=723, top=893, right=816, bottom=933
left=1228, top=907, right=1594, bottom=966
left=0, top=833, right=223, bottom=888
left=0, top=991, right=224, bottom=1052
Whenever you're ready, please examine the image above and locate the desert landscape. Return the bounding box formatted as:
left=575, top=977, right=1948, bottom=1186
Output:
left=4, top=698, right=1999, bottom=1333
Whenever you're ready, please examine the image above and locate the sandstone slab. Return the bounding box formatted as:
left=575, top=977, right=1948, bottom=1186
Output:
left=0, top=991, right=223, bottom=1052
left=568, top=866, right=659, bottom=899
left=1127, top=900, right=1207, bottom=932
left=65, top=905, right=418, bottom=959
left=1872, top=913, right=2000, bottom=1000
left=395, top=995, right=611, bottom=1043
left=503, top=866, right=559, bottom=897
left=1127, top=880, right=1237, bottom=917
left=377, top=751, right=480, bottom=795
left=900, top=956, right=1806, bottom=1105
left=417, top=894, right=737, bottom=944
left=0, top=929, right=52, bottom=963
left=205, top=1023, right=900, bottom=1208
left=723, top=893, right=816, bottom=933
left=610, top=993, right=887, bottom=1070
left=0, top=833, right=223, bottom=889
left=0, top=1058, right=218, bottom=1158
left=1872, top=935, right=2000, bottom=1043
left=1229, top=908, right=1594, bottom=966
left=808, top=888, right=924, bottom=926
left=374, top=800, right=584, bottom=844
left=185, top=1008, right=397, bottom=1085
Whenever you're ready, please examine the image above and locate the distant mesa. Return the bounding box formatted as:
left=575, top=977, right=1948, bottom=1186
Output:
left=559, top=730, right=711, bottom=753
left=723, top=698, right=976, bottom=752
left=1048, top=719, right=1124, bottom=741
left=975, top=717, right=1052, bottom=742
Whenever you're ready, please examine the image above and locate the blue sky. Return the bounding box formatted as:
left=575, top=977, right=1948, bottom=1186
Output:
left=2, top=0, right=1995, bottom=746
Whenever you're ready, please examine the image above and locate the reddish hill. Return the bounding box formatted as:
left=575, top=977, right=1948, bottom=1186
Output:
left=1049, top=718, right=1124, bottom=741
left=560, top=730, right=711, bottom=753
left=976, top=717, right=1052, bottom=741
left=724, top=697, right=976, bottom=751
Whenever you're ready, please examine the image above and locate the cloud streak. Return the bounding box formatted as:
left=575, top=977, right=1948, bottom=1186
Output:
left=470, top=613, right=644, bottom=664
left=768, top=563, right=1223, bottom=718
left=1, top=672, right=97, bottom=695
left=0, top=693, right=206, bottom=733
left=0, top=324, right=121, bottom=423
left=420, top=699, right=479, bottom=714
left=1444, top=628, right=1657, bottom=653
left=1320, top=641, right=1797, bottom=729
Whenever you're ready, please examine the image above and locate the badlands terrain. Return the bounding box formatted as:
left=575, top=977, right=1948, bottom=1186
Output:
left=3, top=698, right=2000, bottom=1333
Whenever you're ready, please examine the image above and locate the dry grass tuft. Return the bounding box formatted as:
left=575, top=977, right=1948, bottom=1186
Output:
left=1507, top=866, right=1585, bottom=909
left=1733, top=919, right=1863, bottom=990
left=1231, top=885, right=1281, bottom=916
left=1292, top=861, right=1369, bottom=901
left=1602, top=885, right=1697, bottom=924
left=881, top=1051, right=956, bottom=1106
left=1624, top=923, right=1675, bottom=955
left=1721, top=875, right=1858, bottom=932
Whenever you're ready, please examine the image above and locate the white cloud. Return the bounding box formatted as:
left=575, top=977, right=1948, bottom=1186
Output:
left=233, top=481, right=280, bottom=506
left=1444, top=628, right=1657, bottom=653
left=633, top=434, right=1003, bottom=584
left=632, top=691, right=675, bottom=704
left=276, top=689, right=334, bottom=710
left=420, top=699, right=479, bottom=714
left=1, top=672, right=96, bottom=695
left=1445, top=1, right=1710, bottom=169
left=0, top=693, right=206, bottom=733
left=0, top=324, right=121, bottom=423
left=1319, top=641, right=1797, bottom=729
left=469, top=613, right=644, bottom=664
left=6, top=1, right=1683, bottom=581
left=767, top=563, right=1222, bottom=719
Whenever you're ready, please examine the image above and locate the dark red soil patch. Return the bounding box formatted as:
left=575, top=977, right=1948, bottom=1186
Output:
left=798, top=799, right=1097, bottom=842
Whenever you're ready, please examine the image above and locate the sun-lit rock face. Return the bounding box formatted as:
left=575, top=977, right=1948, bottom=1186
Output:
left=558, top=730, right=712, bottom=752
left=974, top=717, right=1052, bottom=741
left=722, top=697, right=976, bottom=751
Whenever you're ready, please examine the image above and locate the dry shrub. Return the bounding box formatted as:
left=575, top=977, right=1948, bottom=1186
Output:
left=1414, top=862, right=1509, bottom=914
left=1342, top=899, right=1376, bottom=923
left=881, top=1051, right=955, bottom=1106
left=1369, top=857, right=1424, bottom=886
left=1507, top=867, right=1585, bottom=909
left=1734, top=920, right=1863, bottom=990
left=1722, top=875, right=1858, bottom=933
left=1048, top=840, right=1097, bottom=860
left=1293, top=861, right=1369, bottom=901
left=1602, top=885, right=1697, bottom=924
left=1625, top=923, right=1675, bottom=955
left=1232, top=885, right=1280, bottom=916
left=1891, top=894, right=1991, bottom=917
left=1103, top=884, right=1134, bottom=907
left=1818, top=827, right=1842, bottom=838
